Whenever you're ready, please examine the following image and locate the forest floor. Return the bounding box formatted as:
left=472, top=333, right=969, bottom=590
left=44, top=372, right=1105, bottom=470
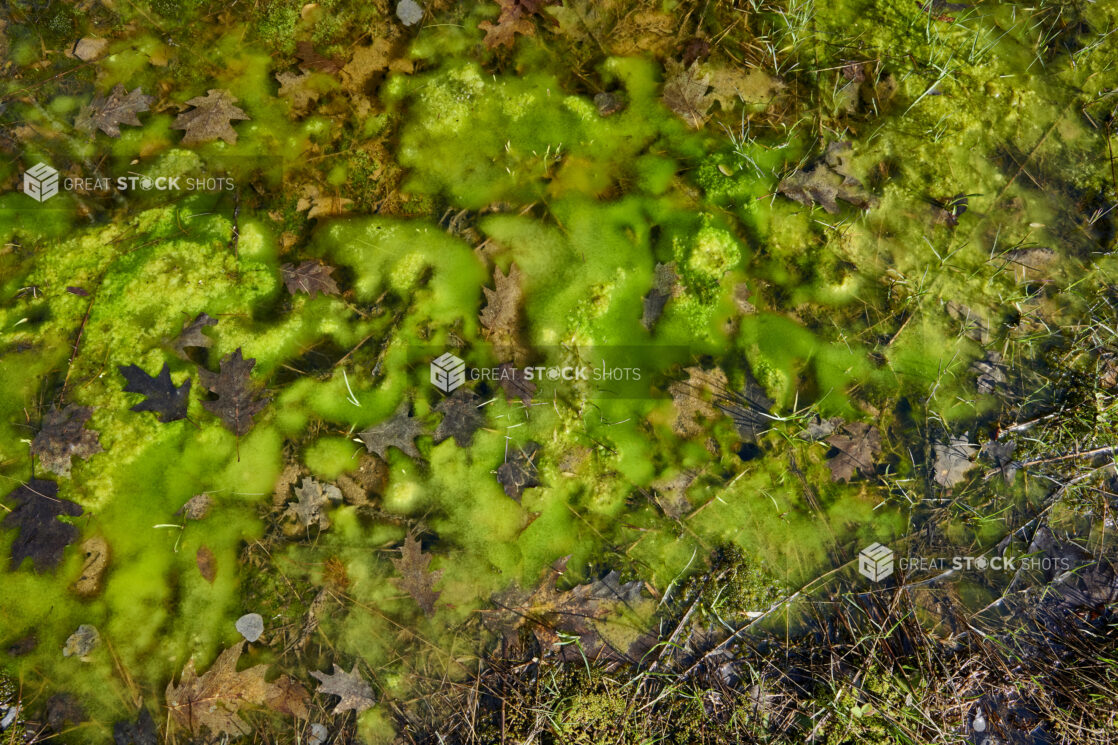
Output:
left=2, top=0, right=1118, bottom=743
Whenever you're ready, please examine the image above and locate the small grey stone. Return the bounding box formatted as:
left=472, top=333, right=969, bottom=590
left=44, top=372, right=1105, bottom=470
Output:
left=396, top=0, right=423, bottom=26
left=235, top=612, right=264, bottom=642
left=308, top=722, right=329, bottom=745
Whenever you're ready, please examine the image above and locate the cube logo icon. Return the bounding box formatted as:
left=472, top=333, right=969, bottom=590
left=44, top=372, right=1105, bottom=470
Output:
left=23, top=162, right=60, bottom=203
left=858, top=542, right=893, bottom=582
left=430, top=352, right=466, bottom=393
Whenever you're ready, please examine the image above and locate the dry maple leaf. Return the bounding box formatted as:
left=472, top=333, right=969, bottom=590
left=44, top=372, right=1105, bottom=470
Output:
left=2, top=478, right=82, bottom=573
left=31, top=404, right=102, bottom=478
left=825, top=421, right=882, bottom=482
left=391, top=533, right=443, bottom=615
left=75, top=84, right=154, bottom=137
left=310, top=664, right=376, bottom=715
left=280, top=261, right=340, bottom=298
left=171, top=89, right=250, bottom=146
left=359, top=403, right=424, bottom=460
left=166, top=642, right=308, bottom=737
left=662, top=62, right=714, bottom=129
left=198, top=349, right=270, bottom=436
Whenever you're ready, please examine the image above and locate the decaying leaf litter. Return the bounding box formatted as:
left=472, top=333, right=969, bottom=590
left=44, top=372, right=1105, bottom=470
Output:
left=1, top=0, right=1118, bottom=742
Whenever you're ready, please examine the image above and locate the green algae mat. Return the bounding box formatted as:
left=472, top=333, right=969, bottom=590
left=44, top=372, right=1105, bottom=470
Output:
left=2, top=0, right=1118, bottom=743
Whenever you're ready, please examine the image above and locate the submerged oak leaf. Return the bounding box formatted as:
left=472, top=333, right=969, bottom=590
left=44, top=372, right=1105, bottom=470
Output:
left=933, top=435, right=978, bottom=488
left=497, top=441, right=540, bottom=501
left=433, top=389, right=486, bottom=447
left=497, top=363, right=536, bottom=405
left=119, top=363, right=192, bottom=422
left=479, top=0, right=550, bottom=48
left=311, top=664, right=375, bottom=714
left=778, top=142, right=876, bottom=214
left=391, top=533, right=443, bottom=615
left=198, top=349, right=270, bottom=436
left=495, top=558, right=644, bottom=658
left=171, top=89, right=250, bottom=145
left=662, top=62, right=714, bottom=128
left=2, top=478, right=82, bottom=572
left=173, top=313, right=217, bottom=357
left=825, top=421, right=882, bottom=482
left=166, top=642, right=308, bottom=737
left=31, top=404, right=102, bottom=478
left=359, top=403, right=423, bottom=460
left=75, top=84, right=154, bottom=137
left=284, top=477, right=341, bottom=530
left=280, top=261, right=340, bottom=299
left=480, top=263, right=527, bottom=361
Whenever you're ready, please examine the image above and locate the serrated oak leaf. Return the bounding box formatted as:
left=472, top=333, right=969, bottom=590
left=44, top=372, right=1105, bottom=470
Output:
left=359, top=403, right=423, bottom=460
left=280, top=261, right=340, bottom=298
left=173, top=313, right=217, bottom=357
left=119, top=363, right=191, bottom=423
left=310, top=664, right=375, bottom=714
left=2, top=478, right=82, bottom=572
left=496, top=441, right=540, bottom=501
left=433, top=389, right=486, bottom=447
left=825, top=421, right=882, bottom=482
left=391, top=533, right=443, bottom=615
left=198, top=349, right=270, bottom=436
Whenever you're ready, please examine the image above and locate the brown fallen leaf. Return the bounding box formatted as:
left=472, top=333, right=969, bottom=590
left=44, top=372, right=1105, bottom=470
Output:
left=496, top=441, right=541, bottom=501
left=71, top=37, right=109, bottom=61
left=171, top=89, right=250, bottom=146
left=825, top=421, right=882, bottom=482
left=391, top=533, right=443, bottom=615
left=933, top=435, right=977, bottom=489
left=295, top=185, right=353, bottom=220
left=275, top=71, right=321, bottom=116
left=198, top=349, right=270, bottom=437
left=31, top=404, right=102, bottom=478
left=778, top=142, right=876, bottom=214
left=295, top=41, right=344, bottom=73
left=283, top=477, right=341, bottom=531
left=196, top=545, right=217, bottom=583
left=176, top=493, right=213, bottom=521
left=75, top=84, right=153, bottom=137
left=280, top=261, right=340, bottom=298
left=72, top=536, right=109, bottom=597
left=311, top=664, right=375, bottom=714
left=480, top=263, right=527, bottom=361
left=173, top=312, right=218, bottom=357
left=479, top=0, right=550, bottom=48
left=358, top=403, right=424, bottom=460
left=706, top=66, right=784, bottom=110
left=662, top=61, right=714, bottom=129
left=166, top=642, right=309, bottom=737
left=340, top=39, right=392, bottom=93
